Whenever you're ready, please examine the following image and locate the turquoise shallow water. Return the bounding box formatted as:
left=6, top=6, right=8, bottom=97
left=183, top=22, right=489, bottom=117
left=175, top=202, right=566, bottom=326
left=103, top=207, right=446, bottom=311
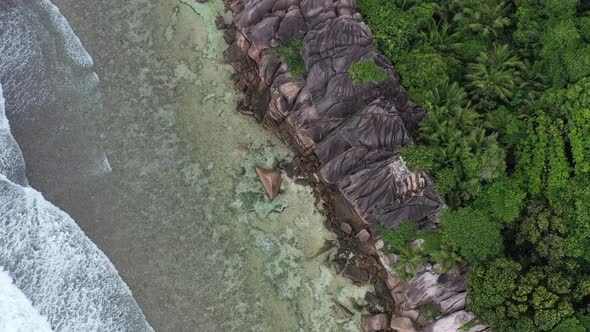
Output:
left=6, top=0, right=372, bottom=331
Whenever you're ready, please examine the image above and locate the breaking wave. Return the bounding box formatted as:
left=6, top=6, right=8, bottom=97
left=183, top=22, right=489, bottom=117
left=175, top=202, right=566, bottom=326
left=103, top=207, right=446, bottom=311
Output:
left=0, top=1, right=153, bottom=331
left=0, top=268, right=53, bottom=332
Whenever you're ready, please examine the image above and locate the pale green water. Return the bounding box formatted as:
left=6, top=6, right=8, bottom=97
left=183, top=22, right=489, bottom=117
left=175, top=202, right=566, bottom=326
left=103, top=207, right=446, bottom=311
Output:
left=26, top=0, right=373, bottom=331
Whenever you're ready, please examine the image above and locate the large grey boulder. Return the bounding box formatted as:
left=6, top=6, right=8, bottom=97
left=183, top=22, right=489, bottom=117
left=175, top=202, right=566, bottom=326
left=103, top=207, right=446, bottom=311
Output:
left=420, top=311, right=477, bottom=332
left=404, top=272, right=445, bottom=309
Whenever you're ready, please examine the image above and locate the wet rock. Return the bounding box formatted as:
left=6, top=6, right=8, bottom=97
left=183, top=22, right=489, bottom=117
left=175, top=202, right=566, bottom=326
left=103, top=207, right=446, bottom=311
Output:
left=335, top=302, right=354, bottom=318
left=340, top=222, right=353, bottom=234
left=365, top=292, right=385, bottom=313
left=356, top=229, right=371, bottom=242
left=332, top=258, right=347, bottom=274
left=362, top=314, right=389, bottom=332
left=255, top=167, right=282, bottom=200
left=420, top=310, right=475, bottom=332
left=389, top=316, right=417, bottom=332
left=342, top=265, right=369, bottom=284
left=215, top=14, right=227, bottom=29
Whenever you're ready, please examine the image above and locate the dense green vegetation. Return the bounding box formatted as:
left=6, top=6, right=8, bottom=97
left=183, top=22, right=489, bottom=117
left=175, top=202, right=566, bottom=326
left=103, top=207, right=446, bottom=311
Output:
left=348, top=60, right=389, bottom=86
left=273, top=36, right=306, bottom=78
left=360, top=0, right=590, bottom=330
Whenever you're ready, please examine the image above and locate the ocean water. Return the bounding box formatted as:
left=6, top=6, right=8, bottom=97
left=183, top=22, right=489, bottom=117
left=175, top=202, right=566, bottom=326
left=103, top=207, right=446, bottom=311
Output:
left=0, top=0, right=370, bottom=331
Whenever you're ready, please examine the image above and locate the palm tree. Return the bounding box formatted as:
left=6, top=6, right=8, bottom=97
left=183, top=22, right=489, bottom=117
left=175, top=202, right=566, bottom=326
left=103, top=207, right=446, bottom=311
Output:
left=430, top=245, right=463, bottom=272
left=395, top=243, right=427, bottom=279
left=453, top=1, right=513, bottom=39
left=419, top=19, right=464, bottom=55
left=432, top=82, right=469, bottom=108
left=465, top=44, right=523, bottom=106
left=518, top=59, right=548, bottom=106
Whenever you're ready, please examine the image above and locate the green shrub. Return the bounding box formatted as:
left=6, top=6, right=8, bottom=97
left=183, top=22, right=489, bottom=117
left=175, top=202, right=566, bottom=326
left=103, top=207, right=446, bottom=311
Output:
left=357, top=0, right=416, bottom=62
left=441, top=207, right=504, bottom=264
left=552, top=318, right=587, bottom=332
left=379, top=220, right=418, bottom=252
left=400, top=145, right=436, bottom=172
left=456, top=38, right=487, bottom=62
left=273, top=36, right=306, bottom=78
left=348, top=60, right=388, bottom=87
left=474, top=177, right=525, bottom=224
left=433, top=167, right=459, bottom=196
left=397, top=47, right=449, bottom=106
left=416, top=230, right=443, bottom=254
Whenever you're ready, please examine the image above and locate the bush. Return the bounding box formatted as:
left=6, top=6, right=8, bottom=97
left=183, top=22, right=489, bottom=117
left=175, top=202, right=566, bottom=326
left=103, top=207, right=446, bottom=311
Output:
left=400, top=145, right=436, bottom=172
left=348, top=60, right=388, bottom=87
left=357, top=0, right=416, bottom=62
left=456, top=38, right=487, bottom=62
left=433, top=167, right=459, bottom=196
left=273, top=36, right=306, bottom=78
left=474, top=177, right=525, bottom=224
left=379, top=220, right=418, bottom=252
left=441, top=207, right=504, bottom=264
left=396, top=47, right=449, bottom=106
left=416, top=230, right=444, bottom=254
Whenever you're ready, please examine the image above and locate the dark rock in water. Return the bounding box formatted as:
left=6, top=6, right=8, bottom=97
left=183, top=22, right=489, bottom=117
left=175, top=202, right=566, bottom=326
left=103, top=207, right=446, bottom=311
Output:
left=342, top=265, right=369, bottom=284
left=364, top=292, right=385, bottom=313
left=332, top=258, right=347, bottom=274
left=389, top=316, right=417, bottom=332
left=335, top=302, right=354, bottom=318
left=362, top=313, right=389, bottom=332
left=255, top=167, right=282, bottom=200
left=196, top=0, right=209, bottom=3
left=374, top=278, right=393, bottom=303
left=215, top=14, right=227, bottom=29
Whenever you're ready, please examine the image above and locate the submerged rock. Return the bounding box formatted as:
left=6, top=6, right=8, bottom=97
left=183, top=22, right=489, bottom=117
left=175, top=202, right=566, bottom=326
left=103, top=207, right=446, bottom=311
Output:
left=255, top=166, right=282, bottom=200
left=342, top=265, right=369, bottom=284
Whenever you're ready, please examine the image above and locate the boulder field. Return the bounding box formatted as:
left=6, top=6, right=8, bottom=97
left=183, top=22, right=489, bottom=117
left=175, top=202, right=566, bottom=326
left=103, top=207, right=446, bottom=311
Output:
left=223, top=0, right=488, bottom=331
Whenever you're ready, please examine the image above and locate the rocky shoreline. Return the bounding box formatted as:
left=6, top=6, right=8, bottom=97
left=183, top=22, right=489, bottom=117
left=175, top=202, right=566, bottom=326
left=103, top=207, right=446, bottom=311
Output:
left=220, top=0, right=489, bottom=331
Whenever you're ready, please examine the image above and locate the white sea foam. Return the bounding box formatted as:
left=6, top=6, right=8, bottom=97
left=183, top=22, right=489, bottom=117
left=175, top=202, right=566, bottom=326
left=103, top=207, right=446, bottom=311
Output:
left=0, top=268, right=54, bottom=332
left=34, top=0, right=93, bottom=69
left=0, top=174, right=154, bottom=332
left=0, top=83, right=28, bottom=187
left=0, top=2, right=153, bottom=331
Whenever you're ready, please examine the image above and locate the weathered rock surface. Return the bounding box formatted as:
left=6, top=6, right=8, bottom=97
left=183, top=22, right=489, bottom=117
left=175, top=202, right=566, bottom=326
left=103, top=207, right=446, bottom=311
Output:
left=362, top=313, right=389, bottom=332
left=390, top=316, right=417, bottom=332
left=226, top=0, right=443, bottom=232
left=420, top=310, right=475, bottom=332
left=404, top=272, right=445, bottom=309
